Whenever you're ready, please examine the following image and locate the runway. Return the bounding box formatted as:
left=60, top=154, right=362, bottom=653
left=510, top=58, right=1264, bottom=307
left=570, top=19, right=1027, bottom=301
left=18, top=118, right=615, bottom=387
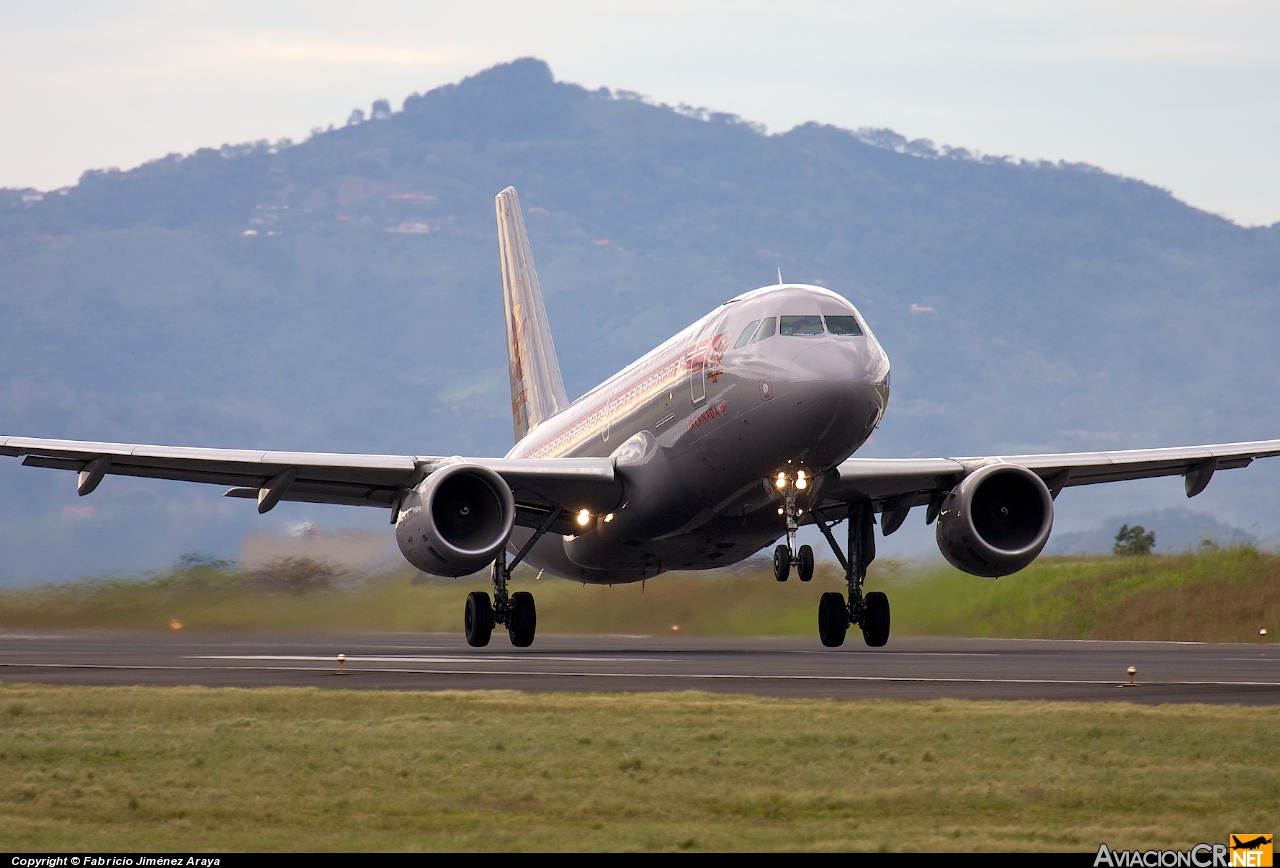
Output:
left=1, top=630, right=1278, bottom=703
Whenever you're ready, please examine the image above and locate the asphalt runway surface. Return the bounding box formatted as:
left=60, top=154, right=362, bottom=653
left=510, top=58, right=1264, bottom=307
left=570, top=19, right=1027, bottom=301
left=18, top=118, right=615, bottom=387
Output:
left=2, top=630, right=1278, bottom=703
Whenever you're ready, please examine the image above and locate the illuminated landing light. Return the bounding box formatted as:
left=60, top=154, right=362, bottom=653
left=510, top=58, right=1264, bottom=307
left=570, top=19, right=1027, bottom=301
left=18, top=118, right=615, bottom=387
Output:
left=778, top=508, right=784, bottom=515
left=604, top=513, right=614, bottom=523
left=775, top=472, right=787, bottom=489
left=576, top=509, right=591, bottom=526
left=795, top=477, right=807, bottom=490
left=796, top=470, right=807, bottom=480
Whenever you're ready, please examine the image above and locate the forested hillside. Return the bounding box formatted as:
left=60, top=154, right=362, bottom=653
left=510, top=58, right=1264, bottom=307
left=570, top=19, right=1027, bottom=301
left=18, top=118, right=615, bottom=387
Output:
left=3, top=57, right=1278, bottom=583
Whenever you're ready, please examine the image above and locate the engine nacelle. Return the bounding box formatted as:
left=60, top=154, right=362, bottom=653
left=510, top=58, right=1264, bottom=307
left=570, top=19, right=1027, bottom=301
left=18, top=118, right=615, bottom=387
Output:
left=395, top=463, right=515, bottom=577
left=935, top=464, right=1053, bottom=577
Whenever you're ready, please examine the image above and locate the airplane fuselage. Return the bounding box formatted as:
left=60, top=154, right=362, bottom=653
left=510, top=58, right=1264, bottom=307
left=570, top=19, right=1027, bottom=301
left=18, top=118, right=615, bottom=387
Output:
left=506, top=284, right=891, bottom=583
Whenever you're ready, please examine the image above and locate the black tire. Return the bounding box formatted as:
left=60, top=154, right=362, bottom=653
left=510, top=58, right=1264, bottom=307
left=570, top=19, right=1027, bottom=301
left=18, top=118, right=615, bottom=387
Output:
left=508, top=591, right=537, bottom=648
left=797, top=544, right=814, bottom=582
left=464, top=591, right=493, bottom=647
left=818, top=592, right=848, bottom=647
left=862, top=591, right=890, bottom=647
left=773, top=544, right=791, bottom=582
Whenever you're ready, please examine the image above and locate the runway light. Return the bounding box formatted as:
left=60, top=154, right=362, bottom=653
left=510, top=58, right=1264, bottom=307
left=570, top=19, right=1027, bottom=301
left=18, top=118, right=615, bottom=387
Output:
left=337, top=653, right=346, bottom=675
left=577, top=509, right=591, bottom=526
left=1261, top=628, right=1269, bottom=639
left=604, top=513, right=614, bottom=523
left=169, top=619, right=183, bottom=631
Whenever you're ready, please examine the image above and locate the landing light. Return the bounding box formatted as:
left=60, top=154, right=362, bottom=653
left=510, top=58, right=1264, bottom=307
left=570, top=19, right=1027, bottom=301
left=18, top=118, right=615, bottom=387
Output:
left=775, top=473, right=787, bottom=489
left=795, top=478, right=807, bottom=490
left=576, top=509, right=591, bottom=526
left=604, top=513, right=614, bottom=522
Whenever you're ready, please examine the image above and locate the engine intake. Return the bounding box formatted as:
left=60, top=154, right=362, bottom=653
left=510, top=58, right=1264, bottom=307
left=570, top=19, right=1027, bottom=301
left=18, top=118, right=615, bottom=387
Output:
left=935, top=464, right=1053, bottom=577
left=395, top=463, right=515, bottom=577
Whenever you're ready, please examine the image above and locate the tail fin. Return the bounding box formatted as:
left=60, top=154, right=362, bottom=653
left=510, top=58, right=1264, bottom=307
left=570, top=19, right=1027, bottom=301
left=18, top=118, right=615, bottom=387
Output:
left=495, top=187, right=570, bottom=442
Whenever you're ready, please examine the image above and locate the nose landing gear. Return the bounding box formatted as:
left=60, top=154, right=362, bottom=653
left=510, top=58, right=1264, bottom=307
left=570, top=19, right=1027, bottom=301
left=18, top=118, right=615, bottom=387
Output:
left=772, top=471, right=815, bottom=582
left=811, top=502, right=890, bottom=648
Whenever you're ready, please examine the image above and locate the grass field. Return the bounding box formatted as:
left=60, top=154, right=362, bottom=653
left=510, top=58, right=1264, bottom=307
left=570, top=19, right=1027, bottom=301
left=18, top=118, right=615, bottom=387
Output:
left=0, top=548, right=1276, bottom=642
left=0, top=684, right=1276, bottom=851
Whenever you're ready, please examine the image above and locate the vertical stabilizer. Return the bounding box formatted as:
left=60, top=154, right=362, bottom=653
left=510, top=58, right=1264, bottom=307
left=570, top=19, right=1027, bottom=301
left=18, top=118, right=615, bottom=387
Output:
left=495, top=187, right=570, bottom=442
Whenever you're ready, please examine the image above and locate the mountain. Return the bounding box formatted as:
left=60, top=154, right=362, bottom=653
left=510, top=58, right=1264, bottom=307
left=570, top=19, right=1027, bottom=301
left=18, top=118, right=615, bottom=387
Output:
left=1044, top=507, right=1258, bottom=556
left=2, top=57, right=1279, bottom=584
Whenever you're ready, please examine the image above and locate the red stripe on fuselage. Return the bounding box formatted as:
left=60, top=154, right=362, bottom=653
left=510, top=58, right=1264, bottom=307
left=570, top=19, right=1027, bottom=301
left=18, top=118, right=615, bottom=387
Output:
left=518, top=333, right=728, bottom=459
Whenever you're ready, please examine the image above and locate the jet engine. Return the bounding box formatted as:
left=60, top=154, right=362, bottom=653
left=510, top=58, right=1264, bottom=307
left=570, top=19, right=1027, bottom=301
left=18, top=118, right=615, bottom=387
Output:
left=395, top=463, right=515, bottom=577
left=935, top=464, right=1053, bottom=577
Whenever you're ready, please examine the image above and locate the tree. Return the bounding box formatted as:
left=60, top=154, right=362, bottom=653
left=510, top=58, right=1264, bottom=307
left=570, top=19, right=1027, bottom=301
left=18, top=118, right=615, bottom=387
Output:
left=1113, top=524, right=1155, bottom=556
left=346, top=108, right=365, bottom=126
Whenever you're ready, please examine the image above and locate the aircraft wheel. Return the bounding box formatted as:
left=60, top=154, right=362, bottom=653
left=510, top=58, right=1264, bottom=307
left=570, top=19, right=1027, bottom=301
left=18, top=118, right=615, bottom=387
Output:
left=773, top=544, right=791, bottom=582
left=797, top=544, right=814, bottom=582
left=818, top=592, right=848, bottom=647
left=862, top=591, right=890, bottom=647
left=464, top=591, right=494, bottom=647
left=508, top=591, right=537, bottom=648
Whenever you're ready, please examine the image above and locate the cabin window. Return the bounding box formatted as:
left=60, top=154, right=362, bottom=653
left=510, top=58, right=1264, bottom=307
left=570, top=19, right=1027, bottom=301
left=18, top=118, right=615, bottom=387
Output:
left=750, top=317, right=776, bottom=343
left=779, top=315, right=824, bottom=336
left=824, top=315, right=863, bottom=336
left=734, top=320, right=761, bottom=348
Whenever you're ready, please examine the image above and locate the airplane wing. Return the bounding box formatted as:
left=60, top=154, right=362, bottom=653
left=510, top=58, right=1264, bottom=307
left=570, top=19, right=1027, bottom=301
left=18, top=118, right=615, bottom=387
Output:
left=0, top=436, right=621, bottom=529
left=821, top=439, right=1280, bottom=531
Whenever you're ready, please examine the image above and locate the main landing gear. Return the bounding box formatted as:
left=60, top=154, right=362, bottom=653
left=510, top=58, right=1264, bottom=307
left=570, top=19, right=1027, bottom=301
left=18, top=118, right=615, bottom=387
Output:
left=811, top=502, right=890, bottom=648
left=464, top=509, right=560, bottom=649
left=772, top=471, right=815, bottom=583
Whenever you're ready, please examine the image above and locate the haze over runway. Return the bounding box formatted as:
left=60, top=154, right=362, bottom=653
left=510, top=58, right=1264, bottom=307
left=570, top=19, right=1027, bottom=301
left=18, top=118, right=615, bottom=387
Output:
left=3, top=631, right=1278, bottom=705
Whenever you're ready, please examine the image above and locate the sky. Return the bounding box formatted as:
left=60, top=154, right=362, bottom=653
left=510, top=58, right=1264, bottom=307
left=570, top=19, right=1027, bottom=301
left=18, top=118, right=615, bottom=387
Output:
left=1, top=1, right=1278, bottom=226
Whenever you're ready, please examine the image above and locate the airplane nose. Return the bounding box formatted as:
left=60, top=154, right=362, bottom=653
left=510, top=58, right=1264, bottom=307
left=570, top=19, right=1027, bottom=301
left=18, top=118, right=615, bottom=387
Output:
left=789, top=339, right=874, bottom=387
left=788, top=338, right=889, bottom=430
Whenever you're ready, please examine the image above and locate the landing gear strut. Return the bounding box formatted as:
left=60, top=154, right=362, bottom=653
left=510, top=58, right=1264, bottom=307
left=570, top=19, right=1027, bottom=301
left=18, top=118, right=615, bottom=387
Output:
left=812, top=502, right=890, bottom=648
left=464, top=509, right=560, bottom=648
left=772, top=472, right=814, bottom=582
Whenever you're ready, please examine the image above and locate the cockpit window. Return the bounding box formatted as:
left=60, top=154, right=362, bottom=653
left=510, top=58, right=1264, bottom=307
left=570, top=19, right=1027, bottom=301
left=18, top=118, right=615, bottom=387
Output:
left=750, top=317, right=776, bottom=343
left=824, top=315, right=863, bottom=336
left=779, top=315, right=824, bottom=336
left=734, top=320, right=761, bottom=348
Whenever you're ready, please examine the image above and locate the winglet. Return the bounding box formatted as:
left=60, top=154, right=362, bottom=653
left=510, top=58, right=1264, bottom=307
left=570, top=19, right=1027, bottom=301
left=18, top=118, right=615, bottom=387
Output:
left=495, top=187, right=570, bottom=442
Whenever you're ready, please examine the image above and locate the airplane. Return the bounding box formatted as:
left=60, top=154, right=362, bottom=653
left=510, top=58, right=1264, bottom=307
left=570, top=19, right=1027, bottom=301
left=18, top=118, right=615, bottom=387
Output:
left=1232, top=837, right=1273, bottom=851
left=4, top=186, right=1280, bottom=650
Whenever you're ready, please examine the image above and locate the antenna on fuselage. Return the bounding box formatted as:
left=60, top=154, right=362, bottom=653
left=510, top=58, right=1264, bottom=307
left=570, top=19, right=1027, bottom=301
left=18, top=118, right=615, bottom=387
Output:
left=777, top=267, right=783, bottom=286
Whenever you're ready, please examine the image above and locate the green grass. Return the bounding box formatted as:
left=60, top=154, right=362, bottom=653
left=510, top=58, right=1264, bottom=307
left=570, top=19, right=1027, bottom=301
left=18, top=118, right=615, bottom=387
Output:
left=0, top=548, right=1277, bottom=642
left=0, top=684, right=1276, bottom=851
left=879, top=547, right=1280, bottom=642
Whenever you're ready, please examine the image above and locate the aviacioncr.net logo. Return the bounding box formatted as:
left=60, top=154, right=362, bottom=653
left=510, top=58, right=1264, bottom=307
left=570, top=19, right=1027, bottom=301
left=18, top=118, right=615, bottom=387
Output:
left=1095, top=838, right=1273, bottom=868
left=1095, top=844, right=1227, bottom=867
